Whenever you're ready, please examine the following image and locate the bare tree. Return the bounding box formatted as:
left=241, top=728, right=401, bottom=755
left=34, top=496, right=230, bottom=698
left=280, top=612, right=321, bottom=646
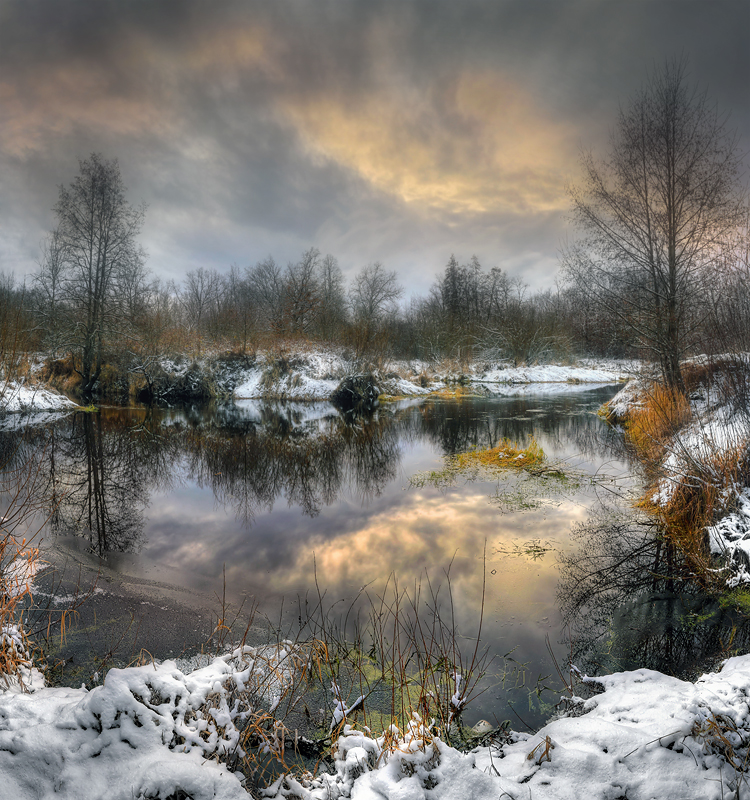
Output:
left=349, top=262, right=403, bottom=326
left=179, top=267, right=225, bottom=340
left=34, top=229, right=67, bottom=356
left=316, top=253, right=347, bottom=338
left=349, top=262, right=403, bottom=355
left=564, top=59, right=745, bottom=390
left=49, top=153, right=146, bottom=398
left=247, top=256, right=285, bottom=334
left=283, top=248, right=321, bottom=335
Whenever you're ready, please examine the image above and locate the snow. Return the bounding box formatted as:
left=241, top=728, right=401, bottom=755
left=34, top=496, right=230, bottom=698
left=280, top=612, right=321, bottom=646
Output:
left=259, top=656, right=750, bottom=799
left=231, top=399, right=340, bottom=431
left=232, top=349, right=631, bottom=401
left=481, top=381, right=621, bottom=398
left=0, top=644, right=283, bottom=800
left=6, top=645, right=750, bottom=798
left=707, top=487, right=750, bottom=586
left=471, top=358, right=636, bottom=387
left=606, top=359, right=750, bottom=587
left=0, top=379, right=78, bottom=415
left=233, top=351, right=347, bottom=400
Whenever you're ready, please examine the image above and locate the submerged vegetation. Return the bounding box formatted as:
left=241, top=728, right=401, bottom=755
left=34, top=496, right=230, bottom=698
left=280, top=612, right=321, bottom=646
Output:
left=409, top=436, right=574, bottom=491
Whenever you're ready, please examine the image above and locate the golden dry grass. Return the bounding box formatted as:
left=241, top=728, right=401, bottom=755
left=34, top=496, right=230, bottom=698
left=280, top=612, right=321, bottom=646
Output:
left=638, top=443, right=747, bottom=590
left=454, top=438, right=545, bottom=472
left=410, top=438, right=548, bottom=489
left=615, top=375, right=750, bottom=592
left=0, top=536, right=38, bottom=687
left=625, top=383, right=692, bottom=468
left=427, top=386, right=483, bottom=400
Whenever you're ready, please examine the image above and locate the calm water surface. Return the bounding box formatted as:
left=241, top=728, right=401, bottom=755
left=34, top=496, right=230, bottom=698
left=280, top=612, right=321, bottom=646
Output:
left=9, top=385, right=634, bottom=723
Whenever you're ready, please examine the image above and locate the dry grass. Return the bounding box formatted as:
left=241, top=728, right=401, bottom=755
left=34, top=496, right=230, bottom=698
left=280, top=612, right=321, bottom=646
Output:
left=691, top=710, right=750, bottom=777
left=410, top=438, right=551, bottom=489
left=0, top=455, right=49, bottom=689
left=298, top=560, right=494, bottom=756
left=0, top=537, right=37, bottom=687
left=615, top=369, right=750, bottom=593
left=454, top=438, right=545, bottom=472
left=638, top=443, right=747, bottom=590
left=428, top=386, right=483, bottom=400
left=625, top=383, right=692, bottom=468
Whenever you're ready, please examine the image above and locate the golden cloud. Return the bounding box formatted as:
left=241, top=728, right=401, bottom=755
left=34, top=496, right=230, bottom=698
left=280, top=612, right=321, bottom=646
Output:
left=281, top=72, right=575, bottom=216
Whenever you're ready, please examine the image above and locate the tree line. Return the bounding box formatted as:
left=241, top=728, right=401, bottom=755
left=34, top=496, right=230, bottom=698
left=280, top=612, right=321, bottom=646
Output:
left=1, top=60, right=747, bottom=399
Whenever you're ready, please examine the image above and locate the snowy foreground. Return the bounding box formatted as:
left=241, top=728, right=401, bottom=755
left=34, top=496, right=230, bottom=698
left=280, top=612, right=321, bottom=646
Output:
left=3, top=651, right=750, bottom=799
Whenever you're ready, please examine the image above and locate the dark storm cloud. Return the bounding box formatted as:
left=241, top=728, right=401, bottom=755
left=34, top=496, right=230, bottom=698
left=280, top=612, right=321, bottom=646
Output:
left=0, top=0, right=747, bottom=292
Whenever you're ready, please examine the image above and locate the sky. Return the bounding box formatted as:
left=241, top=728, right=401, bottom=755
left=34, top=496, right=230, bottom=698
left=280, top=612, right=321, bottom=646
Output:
left=0, top=0, right=748, bottom=298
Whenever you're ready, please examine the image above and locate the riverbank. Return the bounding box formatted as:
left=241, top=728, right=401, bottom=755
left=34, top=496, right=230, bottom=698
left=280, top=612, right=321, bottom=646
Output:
left=2, top=639, right=750, bottom=799
left=603, top=355, right=750, bottom=597
left=2, top=347, right=634, bottom=411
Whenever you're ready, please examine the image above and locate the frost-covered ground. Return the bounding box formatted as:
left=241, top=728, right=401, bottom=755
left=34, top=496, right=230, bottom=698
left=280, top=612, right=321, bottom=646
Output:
left=4, top=651, right=750, bottom=799
left=470, top=357, right=637, bottom=387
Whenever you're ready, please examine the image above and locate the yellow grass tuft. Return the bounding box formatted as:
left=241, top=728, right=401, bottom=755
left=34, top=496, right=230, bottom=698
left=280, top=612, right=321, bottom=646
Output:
left=625, top=384, right=691, bottom=467
left=428, top=386, right=483, bottom=400
left=454, top=438, right=545, bottom=472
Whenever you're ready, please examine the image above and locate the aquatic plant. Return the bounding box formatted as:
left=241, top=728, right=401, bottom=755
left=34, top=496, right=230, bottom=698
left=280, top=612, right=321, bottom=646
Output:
left=410, top=437, right=565, bottom=490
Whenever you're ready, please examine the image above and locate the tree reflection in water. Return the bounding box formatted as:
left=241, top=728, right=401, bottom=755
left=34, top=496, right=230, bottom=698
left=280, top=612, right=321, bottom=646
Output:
left=558, top=501, right=750, bottom=682
left=184, top=402, right=402, bottom=522
left=4, top=390, right=620, bottom=563
left=8, top=402, right=406, bottom=555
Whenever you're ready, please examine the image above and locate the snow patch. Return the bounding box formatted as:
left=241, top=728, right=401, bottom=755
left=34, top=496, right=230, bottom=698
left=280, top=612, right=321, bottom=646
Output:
left=0, top=379, right=78, bottom=415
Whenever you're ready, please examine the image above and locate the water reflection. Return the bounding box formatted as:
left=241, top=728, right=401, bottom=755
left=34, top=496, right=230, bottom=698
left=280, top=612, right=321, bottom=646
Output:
left=6, top=390, right=621, bottom=560
left=557, top=502, right=750, bottom=682
left=7, top=387, right=636, bottom=724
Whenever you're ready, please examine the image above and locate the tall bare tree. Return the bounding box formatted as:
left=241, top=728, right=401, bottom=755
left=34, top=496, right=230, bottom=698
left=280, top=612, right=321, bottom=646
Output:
left=179, top=267, right=225, bottom=338
left=50, top=154, right=146, bottom=398
left=564, top=59, right=745, bottom=390
left=283, top=247, right=321, bottom=335
left=349, top=262, right=403, bottom=354
left=316, top=253, right=347, bottom=339
left=247, top=256, right=285, bottom=334
left=35, top=229, right=66, bottom=356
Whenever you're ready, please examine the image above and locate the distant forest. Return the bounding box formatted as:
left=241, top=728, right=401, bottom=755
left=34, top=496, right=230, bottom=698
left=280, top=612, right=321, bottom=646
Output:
left=2, top=237, right=749, bottom=370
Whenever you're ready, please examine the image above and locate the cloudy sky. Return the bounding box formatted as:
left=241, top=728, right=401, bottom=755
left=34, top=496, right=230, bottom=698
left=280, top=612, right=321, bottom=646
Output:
left=0, top=0, right=747, bottom=296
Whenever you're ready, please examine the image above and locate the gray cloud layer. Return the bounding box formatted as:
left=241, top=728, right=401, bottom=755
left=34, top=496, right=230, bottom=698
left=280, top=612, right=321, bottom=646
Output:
left=1, top=0, right=747, bottom=293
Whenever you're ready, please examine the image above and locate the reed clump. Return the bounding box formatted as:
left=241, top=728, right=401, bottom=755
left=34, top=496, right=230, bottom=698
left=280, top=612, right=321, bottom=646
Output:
left=614, top=369, right=750, bottom=594
left=454, top=438, right=545, bottom=472
left=625, top=383, right=692, bottom=470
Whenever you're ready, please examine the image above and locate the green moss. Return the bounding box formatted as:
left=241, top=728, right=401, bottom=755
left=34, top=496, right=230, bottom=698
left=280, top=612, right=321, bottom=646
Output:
left=719, top=588, right=750, bottom=616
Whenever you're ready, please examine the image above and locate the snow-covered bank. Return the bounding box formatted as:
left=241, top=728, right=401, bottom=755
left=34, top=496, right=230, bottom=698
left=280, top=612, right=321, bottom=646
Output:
left=604, top=358, right=750, bottom=588
left=0, top=379, right=78, bottom=414
left=1, top=350, right=632, bottom=410
left=0, top=652, right=250, bottom=800
left=231, top=348, right=633, bottom=401
left=471, top=357, right=637, bottom=387
left=5, top=651, right=750, bottom=799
